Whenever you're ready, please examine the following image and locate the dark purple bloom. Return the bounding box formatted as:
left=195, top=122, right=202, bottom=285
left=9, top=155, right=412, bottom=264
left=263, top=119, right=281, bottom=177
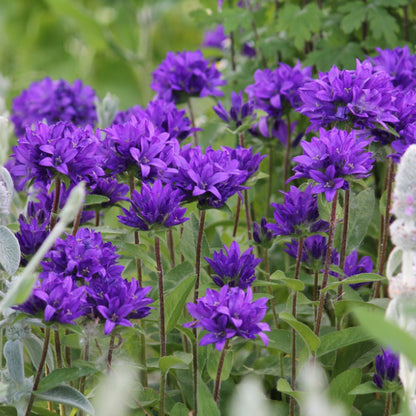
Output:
left=113, top=99, right=198, bottom=142
left=370, top=46, right=416, bottom=91
left=118, top=179, right=188, bottom=231
left=205, top=241, right=262, bottom=289
left=11, top=77, right=97, bottom=137
left=298, top=60, right=398, bottom=131
left=342, top=250, right=373, bottom=289
left=151, top=50, right=226, bottom=103
left=266, top=185, right=328, bottom=236
left=245, top=62, right=312, bottom=117
left=87, top=173, right=129, bottom=207
left=249, top=116, right=298, bottom=147
left=202, top=25, right=228, bottom=49
left=9, top=122, right=104, bottom=188
left=168, top=145, right=249, bottom=209
left=373, top=348, right=400, bottom=389
left=102, top=117, right=178, bottom=180
left=253, top=217, right=273, bottom=247
left=291, top=127, right=374, bottom=201
left=241, top=42, right=256, bottom=58
left=184, top=285, right=270, bottom=351
left=14, top=274, right=87, bottom=324
left=213, top=91, right=255, bottom=130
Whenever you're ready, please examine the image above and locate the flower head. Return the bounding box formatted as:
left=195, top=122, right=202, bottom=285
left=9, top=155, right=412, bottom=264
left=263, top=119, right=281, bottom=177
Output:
left=184, top=285, right=270, bottom=351
left=205, top=241, right=262, bottom=289
left=341, top=250, right=373, bottom=289
left=11, top=77, right=97, bottom=137
left=118, top=179, right=188, bottom=231
left=202, top=25, right=228, bottom=49
left=298, top=60, right=398, bottom=131
left=253, top=217, right=273, bottom=247
left=291, top=127, right=374, bottom=201
left=245, top=62, right=312, bottom=117
left=151, top=50, right=226, bottom=103
left=266, top=185, right=328, bottom=236
left=373, top=347, right=400, bottom=389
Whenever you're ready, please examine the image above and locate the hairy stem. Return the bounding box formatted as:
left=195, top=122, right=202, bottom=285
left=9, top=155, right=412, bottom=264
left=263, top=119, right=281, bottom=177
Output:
left=50, top=176, right=61, bottom=230
left=155, top=236, right=166, bottom=357
left=214, top=340, right=230, bottom=405
left=337, top=188, right=350, bottom=301
left=265, top=249, right=279, bottom=328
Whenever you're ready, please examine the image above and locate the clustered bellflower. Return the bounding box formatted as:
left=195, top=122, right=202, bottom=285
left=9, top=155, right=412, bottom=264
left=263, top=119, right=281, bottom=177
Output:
left=373, top=348, right=400, bottom=389
left=298, top=60, right=398, bottom=131
left=151, top=50, right=226, bottom=103
left=266, top=184, right=328, bottom=237
left=205, top=241, right=262, bottom=289
left=11, top=77, right=97, bottom=137
left=15, top=228, right=153, bottom=333
left=290, top=127, right=374, bottom=201
left=340, top=250, right=373, bottom=289
left=202, top=25, right=228, bottom=49
left=118, top=179, right=188, bottom=231
left=184, top=285, right=270, bottom=351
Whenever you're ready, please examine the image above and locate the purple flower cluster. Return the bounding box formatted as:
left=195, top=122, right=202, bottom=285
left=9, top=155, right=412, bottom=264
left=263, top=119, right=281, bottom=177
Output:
left=15, top=228, right=153, bottom=333
left=102, top=117, right=179, bottom=180
left=169, top=144, right=262, bottom=209
left=298, top=60, right=398, bottom=131
left=151, top=50, right=226, bottom=103
left=9, top=122, right=103, bottom=188
left=266, top=185, right=328, bottom=236
left=213, top=91, right=255, bottom=130
left=184, top=285, right=270, bottom=351
left=118, top=179, right=188, bottom=231
left=373, top=348, right=400, bottom=389
left=245, top=61, right=312, bottom=117
left=205, top=241, right=262, bottom=289
left=341, top=250, right=373, bottom=289
left=11, top=77, right=97, bottom=137
left=291, top=127, right=374, bottom=201
left=202, top=25, right=228, bottom=49
left=113, top=99, right=198, bottom=142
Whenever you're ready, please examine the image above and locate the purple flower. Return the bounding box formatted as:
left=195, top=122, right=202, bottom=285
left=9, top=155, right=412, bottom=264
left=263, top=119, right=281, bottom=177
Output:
left=118, top=179, right=188, bottom=231
left=184, top=285, right=270, bottom=351
left=391, top=122, right=416, bottom=163
left=342, top=250, right=373, bottom=289
left=14, top=274, right=87, bottom=324
left=245, top=62, right=312, bottom=117
left=205, top=241, right=262, bottom=289
left=249, top=116, right=299, bottom=146
left=9, top=122, right=104, bottom=188
left=87, top=173, right=129, bottom=207
left=213, top=91, right=256, bottom=130
left=298, top=60, right=398, bottom=131
left=102, top=117, right=179, bottom=180
left=290, top=127, right=374, bottom=201
left=151, top=50, right=226, bottom=103
left=168, top=145, right=249, bottom=209
left=253, top=217, right=273, bottom=247
left=11, top=77, right=97, bottom=137
left=370, top=46, right=416, bottom=91
left=113, top=99, right=198, bottom=142
left=266, top=185, right=328, bottom=236
left=202, top=25, right=228, bottom=49
left=373, top=348, right=400, bottom=389
left=241, top=42, right=256, bottom=58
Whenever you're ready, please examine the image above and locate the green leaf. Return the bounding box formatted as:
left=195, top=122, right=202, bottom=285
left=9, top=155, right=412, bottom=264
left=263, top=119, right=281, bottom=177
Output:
left=346, top=188, right=375, bottom=252
left=279, top=312, right=320, bottom=353
left=159, top=355, right=189, bottom=374
left=322, top=273, right=382, bottom=293
left=23, top=335, right=55, bottom=372
left=83, top=194, right=110, bottom=207
left=197, top=374, right=220, bottom=416
left=0, top=225, right=20, bottom=276
left=354, top=307, right=416, bottom=367
left=317, top=326, right=372, bottom=357
left=37, top=367, right=98, bottom=393
left=34, top=385, right=94, bottom=415
left=4, top=339, right=25, bottom=385
left=222, top=8, right=251, bottom=33
left=267, top=329, right=292, bottom=354
left=339, top=2, right=367, bottom=33
left=170, top=403, right=190, bottom=416
left=349, top=381, right=383, bottom=395
left=117, top=242, right=156, bottom=270
left=367, top=5, right=399, bottom=46
left=207, top=348, right=233, bottom=382
left=328, top=368, right=361, bottom=411
left=276, top=378, right=303, bottom=401
left=165, top=273, right=197, bottom=334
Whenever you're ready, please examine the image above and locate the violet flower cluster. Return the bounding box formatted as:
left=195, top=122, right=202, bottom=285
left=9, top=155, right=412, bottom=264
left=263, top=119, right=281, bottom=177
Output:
left=184, top=285, right=270, bottom=351
left=373, top=348, right=400, bottom=389
left=15, top=228, right=153, bottom=333
left=151, top=50, right=226, bottom=103
left=298, top=60, right=398, bottom=131
left=11, top=77, right=97, bottom=137
left=205, top=241, right=262, bottom=289
left=290, top=127, right=374, bottom=201
left=118, top=179, right=188, bottom=231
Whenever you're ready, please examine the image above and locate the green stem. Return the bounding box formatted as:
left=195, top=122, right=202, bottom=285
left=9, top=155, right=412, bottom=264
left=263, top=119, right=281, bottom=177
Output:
left=337, top=188, right=350, bottom=302
left=314, top=192, right=338, bottom=336
left=167, top=228, right=176, bottom=267
left=25, top=327, right=51, bottom=416
left=129, top=173, right=142, bottom=286
left=283, top=113, right=292, bottom=192
left=187, top=98, right=198, bottom=146
left=232, top=197, right=242, bottom=238
left=384, top=392, right=391, bottom=416
left=155, top=236, right=166, bottom=357
left=265, top=249, right=279, bottom=328
left=50, top=177, right=61, bottom=230
left=267, top=148, right=273, bottom=217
